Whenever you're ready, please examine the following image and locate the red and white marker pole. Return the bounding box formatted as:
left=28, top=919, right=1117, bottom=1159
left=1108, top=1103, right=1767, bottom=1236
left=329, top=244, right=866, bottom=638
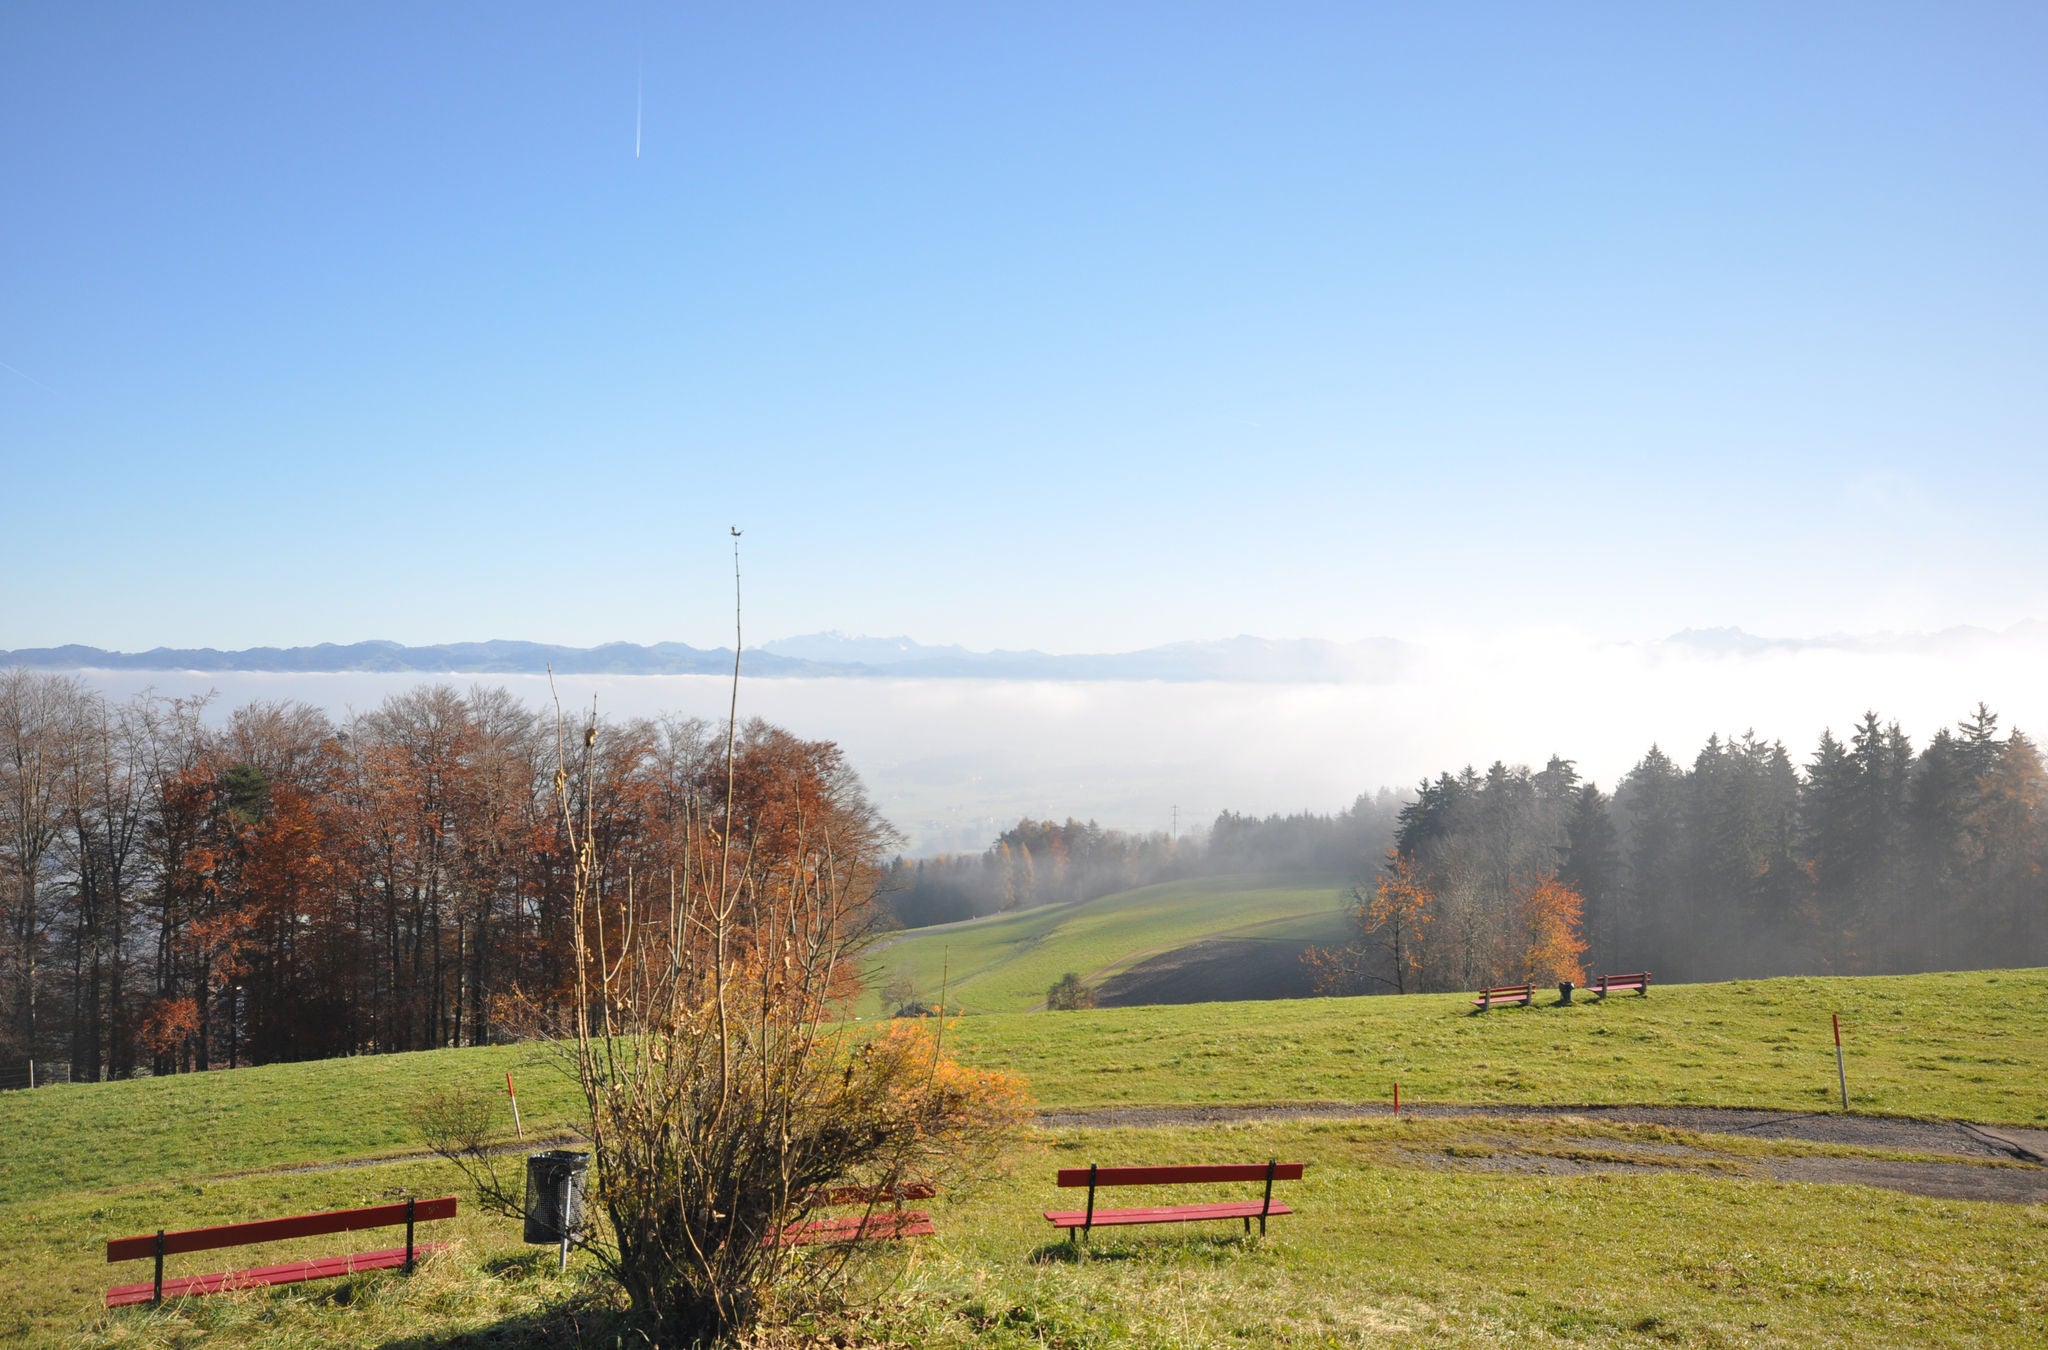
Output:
left=1832, top=1014, right=1848, bottom=1110
left=507, top=1072, right=525, bottom=1140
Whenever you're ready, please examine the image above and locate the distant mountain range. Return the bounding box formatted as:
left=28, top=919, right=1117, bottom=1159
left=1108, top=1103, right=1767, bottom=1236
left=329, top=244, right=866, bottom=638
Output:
left=0, top=633, right=1417, bottom=683
left=4, top=624, right=2040, bottom=683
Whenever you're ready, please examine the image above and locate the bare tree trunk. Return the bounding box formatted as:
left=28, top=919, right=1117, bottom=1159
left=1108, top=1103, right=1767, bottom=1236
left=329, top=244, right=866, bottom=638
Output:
left=1, top=672, right=84, bottom=1061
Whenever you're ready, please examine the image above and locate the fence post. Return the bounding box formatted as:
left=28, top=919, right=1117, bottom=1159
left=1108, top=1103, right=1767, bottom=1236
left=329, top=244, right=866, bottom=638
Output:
left=153, top=1230, right=165, bottom=1304
left=404, top=1197, right=417, bottom=1273
left=1833, top=1013, right=1848, bottom=1110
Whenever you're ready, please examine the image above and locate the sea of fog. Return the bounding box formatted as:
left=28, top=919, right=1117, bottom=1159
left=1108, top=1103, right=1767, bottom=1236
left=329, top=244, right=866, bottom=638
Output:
left=67, top=635, right=2048, bottom=854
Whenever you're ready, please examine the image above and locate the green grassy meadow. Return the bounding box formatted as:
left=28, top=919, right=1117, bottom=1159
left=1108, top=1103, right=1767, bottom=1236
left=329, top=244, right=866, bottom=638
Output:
left=6, top=968, right=2046, bottom=1347
left=947, top=968, right=2048, bottom=1125
left=23, top=1117, right=2046, bottom=1349
left=863, top=875, right=1351, bottom=1015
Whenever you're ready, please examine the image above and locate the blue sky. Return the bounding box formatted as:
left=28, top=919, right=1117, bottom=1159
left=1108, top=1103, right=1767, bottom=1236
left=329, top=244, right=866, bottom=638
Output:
left=5, top=3, right=2045, bottom=653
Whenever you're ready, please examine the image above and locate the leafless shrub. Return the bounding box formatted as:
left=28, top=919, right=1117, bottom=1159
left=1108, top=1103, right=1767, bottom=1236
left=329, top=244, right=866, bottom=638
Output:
left=409, top=1081, right=502, bottom=1160
left=508, top=544, right=1030, bottom=1346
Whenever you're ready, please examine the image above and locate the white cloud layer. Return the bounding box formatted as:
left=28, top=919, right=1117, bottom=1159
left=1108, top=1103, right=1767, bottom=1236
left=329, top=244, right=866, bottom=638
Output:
left=64, top=626, right=2048, bottom=855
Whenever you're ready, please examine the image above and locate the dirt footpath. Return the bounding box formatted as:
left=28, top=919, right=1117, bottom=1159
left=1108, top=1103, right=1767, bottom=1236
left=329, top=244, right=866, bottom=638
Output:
left=1034, top=1102, right=2048, bottom=1205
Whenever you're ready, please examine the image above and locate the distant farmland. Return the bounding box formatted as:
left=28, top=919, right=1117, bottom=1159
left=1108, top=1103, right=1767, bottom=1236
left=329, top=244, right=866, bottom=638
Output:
left=862, top=875, right=1351, bottom=1015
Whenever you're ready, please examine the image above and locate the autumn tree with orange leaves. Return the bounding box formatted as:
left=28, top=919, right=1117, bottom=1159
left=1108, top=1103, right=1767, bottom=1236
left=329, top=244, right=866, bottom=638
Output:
left=1515, top=870, right=1588, bottom=986
left=1304, top=851, right=1437, bottom=994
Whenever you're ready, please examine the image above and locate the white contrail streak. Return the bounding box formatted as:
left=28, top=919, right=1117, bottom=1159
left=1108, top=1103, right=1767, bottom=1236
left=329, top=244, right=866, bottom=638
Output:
left=0, top=359, right=57, bottom=395
left=635, top=64, right=643, bottom=158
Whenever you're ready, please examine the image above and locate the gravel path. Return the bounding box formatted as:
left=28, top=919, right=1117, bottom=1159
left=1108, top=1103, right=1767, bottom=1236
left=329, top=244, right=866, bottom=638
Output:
left=241, top=1107, right=2048, bottom=1206
left=1034, top=1102, right=2048, bottom=1205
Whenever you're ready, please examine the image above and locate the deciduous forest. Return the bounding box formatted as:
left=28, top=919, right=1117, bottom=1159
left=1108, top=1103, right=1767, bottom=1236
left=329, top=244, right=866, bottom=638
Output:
left=0, top=671, right=889, bottom=1083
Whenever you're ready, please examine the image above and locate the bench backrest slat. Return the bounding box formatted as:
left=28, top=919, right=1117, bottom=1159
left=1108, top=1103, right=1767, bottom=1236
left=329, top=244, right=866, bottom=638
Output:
left=107, top=1197, right=459, bottom=1263
left=1056, top=1163, right=1305, bottom=1188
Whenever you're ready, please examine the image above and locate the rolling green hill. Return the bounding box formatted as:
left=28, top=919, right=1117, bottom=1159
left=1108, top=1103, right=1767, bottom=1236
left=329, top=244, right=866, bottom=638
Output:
left=863, top=874, right=1352, bottom=1015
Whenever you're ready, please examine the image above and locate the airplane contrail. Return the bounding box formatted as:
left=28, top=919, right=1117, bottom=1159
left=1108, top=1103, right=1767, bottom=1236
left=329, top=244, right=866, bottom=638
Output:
left=635, top=62, right=643, bottom=158
left=0, top=359, right=56, bottom=395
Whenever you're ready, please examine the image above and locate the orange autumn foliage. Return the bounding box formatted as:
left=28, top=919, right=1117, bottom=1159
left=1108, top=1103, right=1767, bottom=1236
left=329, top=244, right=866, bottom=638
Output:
left=1516, top=870, right=1588, bottom=986
left=1303, top=851, right=1437, bottom=995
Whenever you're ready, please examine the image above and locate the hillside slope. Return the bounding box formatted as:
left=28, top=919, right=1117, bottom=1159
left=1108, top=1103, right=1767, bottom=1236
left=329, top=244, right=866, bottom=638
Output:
left=863, top=874, right=1351, bottom=1015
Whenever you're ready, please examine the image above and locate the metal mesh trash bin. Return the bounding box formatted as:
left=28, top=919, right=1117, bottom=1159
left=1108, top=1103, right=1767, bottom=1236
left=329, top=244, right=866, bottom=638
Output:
left=524, top=1150, right=590, bottom=1245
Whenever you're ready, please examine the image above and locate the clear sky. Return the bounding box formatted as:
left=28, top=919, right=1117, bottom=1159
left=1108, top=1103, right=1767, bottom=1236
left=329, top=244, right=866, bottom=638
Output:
left=4, top=3, right=2045, bottom=653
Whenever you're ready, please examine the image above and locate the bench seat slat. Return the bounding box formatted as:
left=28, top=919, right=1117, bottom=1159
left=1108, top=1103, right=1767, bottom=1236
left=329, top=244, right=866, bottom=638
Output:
left=777, top=1211, right=935, bottom=1246
left=1055, top=1163, right=1305, bottom=1187
left=104, top=1243, right=449, bottom=1307
left=107, top=1197, right=460, bottom=1262
left=1044, top=1201, right=1295, bottom=1229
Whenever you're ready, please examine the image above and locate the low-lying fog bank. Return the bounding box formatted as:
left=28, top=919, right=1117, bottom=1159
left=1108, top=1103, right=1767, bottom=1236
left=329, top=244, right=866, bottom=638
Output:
left=58, top=630, right=2048, bottom=854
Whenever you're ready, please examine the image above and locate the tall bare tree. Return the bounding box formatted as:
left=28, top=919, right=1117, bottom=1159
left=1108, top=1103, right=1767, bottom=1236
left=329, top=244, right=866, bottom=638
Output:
left=0, top=670, right=88, bottom=1062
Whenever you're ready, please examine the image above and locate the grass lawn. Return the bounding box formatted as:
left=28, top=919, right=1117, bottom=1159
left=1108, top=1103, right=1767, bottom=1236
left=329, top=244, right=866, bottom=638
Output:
left=945, top=968, right=2048, bottom=1126
left=863, top=875, right=1351, bottom=1015
left=6, top=968, right=2046, bottom=1346
left=0, top=1041, right=588, bottom=1209
left=27, top=1117, right=2047, bottom=1348
left=857, top=1117, right=2048, bottom=1348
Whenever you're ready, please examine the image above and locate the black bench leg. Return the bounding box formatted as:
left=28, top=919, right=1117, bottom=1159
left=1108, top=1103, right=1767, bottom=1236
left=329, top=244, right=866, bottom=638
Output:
left=153, top=1230, right=165, bottom=1305
left=1080, top=1164, right=1096, bottom=1248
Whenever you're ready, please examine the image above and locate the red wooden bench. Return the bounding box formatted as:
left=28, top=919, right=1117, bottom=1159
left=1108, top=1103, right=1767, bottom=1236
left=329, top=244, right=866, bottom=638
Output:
left=776, top=1182, right=937, bottom=1246
left=1044, top=1160, right=1303, bottom=1244
left=105, top=1196, right=457, bottom=1308
left=1470, top=983, right=1534, bottom=1010
left=1592, top=971, right=1651, bottom=997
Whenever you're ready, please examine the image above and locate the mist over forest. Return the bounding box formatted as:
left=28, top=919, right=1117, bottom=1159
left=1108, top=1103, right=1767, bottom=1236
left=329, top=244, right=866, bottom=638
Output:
left=884, top=705, right=2047, bottom=992
left=1331, top=707, right=2045, bottom=994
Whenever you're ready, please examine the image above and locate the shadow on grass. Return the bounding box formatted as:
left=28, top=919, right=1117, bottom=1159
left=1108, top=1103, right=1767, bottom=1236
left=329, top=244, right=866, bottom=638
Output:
left=376, top=1296, right=631, bottom=1350
left=1028, top=1231, right=1266, bottom=1265
left=371, top=1252, right=630, bottom=1349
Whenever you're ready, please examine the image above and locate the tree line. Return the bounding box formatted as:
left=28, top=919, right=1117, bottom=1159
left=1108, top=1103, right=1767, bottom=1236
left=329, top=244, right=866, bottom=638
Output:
left=0, top=671, right=888, bottom=1081
left=880, top=794, right=1403, bottom=928
left=1312, top=706, right=2046, bottom=995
